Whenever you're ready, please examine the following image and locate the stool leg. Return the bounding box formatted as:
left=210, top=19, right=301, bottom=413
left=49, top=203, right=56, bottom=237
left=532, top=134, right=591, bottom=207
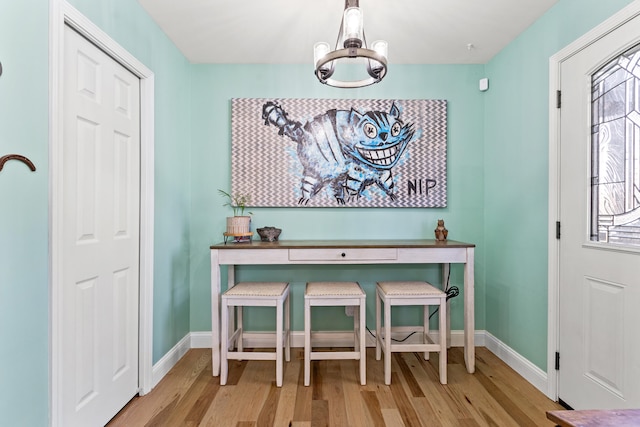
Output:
left=276, top=298, right=283, bottom=387
left=285, top=292, right=291, bottom=362
left=353, top=305, right=359, bottom=351
left=384, top=299, right=392, bottom=385
left=376, top=289, right=382, bottom=361
left=237, top=306, right=244, bottom=354
left=439, top=297, right=447, bottom=385
left=359, top=298, right=366, bottom=385
left=304, top=298, right=311, bottom=386
left=220, top=300, right=229, bottom=386
left=423, top=304, right=430, bottom=361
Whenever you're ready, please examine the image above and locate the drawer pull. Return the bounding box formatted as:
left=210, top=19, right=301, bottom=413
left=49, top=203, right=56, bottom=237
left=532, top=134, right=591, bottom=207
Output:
left=341, top=252, right=346, bottom=257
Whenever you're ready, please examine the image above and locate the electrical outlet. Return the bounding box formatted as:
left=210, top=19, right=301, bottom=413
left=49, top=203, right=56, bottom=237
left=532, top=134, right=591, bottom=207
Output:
left=345, top=306, right=355, bottom=317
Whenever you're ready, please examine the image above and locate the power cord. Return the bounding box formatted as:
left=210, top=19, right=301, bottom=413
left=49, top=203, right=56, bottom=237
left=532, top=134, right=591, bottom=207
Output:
left=366, top=269, right=459, bottom=342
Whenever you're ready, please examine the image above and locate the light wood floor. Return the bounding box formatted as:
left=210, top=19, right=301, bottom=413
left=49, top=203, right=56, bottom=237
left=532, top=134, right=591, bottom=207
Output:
left=107, top=347, right=563, bottom=426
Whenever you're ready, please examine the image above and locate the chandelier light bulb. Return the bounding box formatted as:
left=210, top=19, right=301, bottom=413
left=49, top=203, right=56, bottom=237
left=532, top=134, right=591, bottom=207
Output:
left=371, top=40, right=388, bottom=59
left=343, top=7, right=363, bottom=47
left=314, top=42, right=332, bottom=71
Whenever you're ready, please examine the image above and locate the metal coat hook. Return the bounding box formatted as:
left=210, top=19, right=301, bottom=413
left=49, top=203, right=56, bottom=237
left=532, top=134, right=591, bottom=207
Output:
left=0, top=154, right=37, bottom=172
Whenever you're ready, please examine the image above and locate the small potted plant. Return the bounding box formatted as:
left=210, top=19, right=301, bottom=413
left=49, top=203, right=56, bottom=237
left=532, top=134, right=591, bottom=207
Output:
left=218, top=189, right=253, bottom=239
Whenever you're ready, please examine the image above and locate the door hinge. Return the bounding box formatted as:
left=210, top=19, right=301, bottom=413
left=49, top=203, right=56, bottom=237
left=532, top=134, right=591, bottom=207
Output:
left=555, top=351, right=560, bottom=370
left=556, top=90, right=562, bottom=108
left=556, top=221, right=561, bottom=239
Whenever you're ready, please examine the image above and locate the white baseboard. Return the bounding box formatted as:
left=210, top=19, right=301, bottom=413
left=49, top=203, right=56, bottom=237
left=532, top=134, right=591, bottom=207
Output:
left=189, top=328, right=484, bottom=349
left=483, top=331, right=550, bottom=397
left=151, top=334, right=190, bottom=388
left=153, top=329, right=549, bottom=398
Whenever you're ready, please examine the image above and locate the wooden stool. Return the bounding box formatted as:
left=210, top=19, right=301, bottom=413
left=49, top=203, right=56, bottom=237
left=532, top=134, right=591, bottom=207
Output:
left=376, top=281, right=447, bottom=385
left=221, top=282, right=290, bottom=387
left=304, top=281, right=366, bottom=386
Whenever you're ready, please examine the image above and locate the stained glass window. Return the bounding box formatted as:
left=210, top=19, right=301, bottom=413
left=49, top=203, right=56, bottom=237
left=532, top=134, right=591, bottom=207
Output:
left=591, top=43, right=640, bottom=246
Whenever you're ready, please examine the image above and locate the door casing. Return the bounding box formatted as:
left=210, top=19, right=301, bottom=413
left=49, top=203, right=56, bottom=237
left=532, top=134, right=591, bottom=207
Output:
left=548, top=0, right=640, bottom=402
left=49, top=1, right=155, bottom=425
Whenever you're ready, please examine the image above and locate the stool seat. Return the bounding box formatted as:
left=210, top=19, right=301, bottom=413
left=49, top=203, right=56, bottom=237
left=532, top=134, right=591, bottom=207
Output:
left=378, top=281, right=445, bottom=296
left=306, top=281, right=365, bottom=296
left=304, top=281, right=366, bottom=386
left=224, top=281, right=289, bottom=297
left=376, top=281, right=447, bottom=385
left=221, top=282, right=290, bottom=387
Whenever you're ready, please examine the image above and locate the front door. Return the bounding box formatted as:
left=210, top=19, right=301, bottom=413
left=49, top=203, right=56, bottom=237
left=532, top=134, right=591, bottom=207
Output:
left=558, top=14, right=640, bottom=409
left=60, top=25, right=141, bottom=426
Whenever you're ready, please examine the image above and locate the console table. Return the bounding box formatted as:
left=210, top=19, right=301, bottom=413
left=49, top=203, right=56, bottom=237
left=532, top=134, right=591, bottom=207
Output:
left=210, top=239, right=475, bottom=376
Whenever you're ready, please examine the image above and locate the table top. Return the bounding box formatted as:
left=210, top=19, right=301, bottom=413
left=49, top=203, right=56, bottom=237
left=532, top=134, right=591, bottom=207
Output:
left=211, top=239, right=475, bottom=250
left=546, top=409, right=640, bottom=427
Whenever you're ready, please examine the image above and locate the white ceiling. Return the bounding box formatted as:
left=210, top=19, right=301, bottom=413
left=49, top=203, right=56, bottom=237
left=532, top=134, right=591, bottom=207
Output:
left=137, top=0, right=559, bottom=65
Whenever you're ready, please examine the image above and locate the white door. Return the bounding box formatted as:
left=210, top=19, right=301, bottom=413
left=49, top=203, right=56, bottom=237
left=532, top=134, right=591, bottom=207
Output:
left=558, top=15, right=640, bottom=409
left=61, top=25, right=141, bottom=426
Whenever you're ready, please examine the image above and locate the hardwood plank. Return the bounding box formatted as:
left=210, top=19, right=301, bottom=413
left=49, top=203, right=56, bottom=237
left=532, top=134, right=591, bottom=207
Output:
left=256, top=383, right=280, bottom=427
left=381, top=408, right=406, bottom=426
left=394, top=353, right=425, bottom=398
left=389, top=372, right=424, bottom=426
left=311, top=399, right=328, bottom=427
left=473, top=348, right=558, bottom=425
left=272, top=350, right=300, bottom=426
left=110, top=347, right=564, bottom=427
left=292, top=360, right=312, bottom=423
left=339, top=360, right=371, bottom=426
left=361, top=390, right=386, bottom=427
left=107, top=349, right=210, bottom=426
left=184, top=372, right=220, bottom=426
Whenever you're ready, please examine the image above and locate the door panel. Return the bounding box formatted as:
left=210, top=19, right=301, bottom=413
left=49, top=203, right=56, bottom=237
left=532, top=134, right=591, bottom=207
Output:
left=62, top=25, right=141, bottom=426
left=559, top=13, right=640, bottom=409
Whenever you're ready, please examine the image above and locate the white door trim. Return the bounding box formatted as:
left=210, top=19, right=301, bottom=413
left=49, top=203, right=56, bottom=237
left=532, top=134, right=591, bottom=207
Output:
left=548, top=0, right=640, bottom=402
left=49, top=1, right=155, bottom=425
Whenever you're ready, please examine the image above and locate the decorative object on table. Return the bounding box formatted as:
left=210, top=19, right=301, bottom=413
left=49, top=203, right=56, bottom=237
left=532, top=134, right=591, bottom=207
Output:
left=218, top=189, right=253, bottom=243
left=0, top=154, right=36, bottom=172
left=257, top=226, right=282, bottom=242
left=434, top=219, right=448, bottom=241
left=232, top=98, right=447, bottom=208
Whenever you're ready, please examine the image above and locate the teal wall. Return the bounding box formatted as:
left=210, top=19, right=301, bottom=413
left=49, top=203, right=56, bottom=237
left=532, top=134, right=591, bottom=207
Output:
left=0, top=0, right=635, bottom=424
left=189, top=64, right=486, bottom=333
left=1, top=0, right=192, bottom=425
left=0, top=2, right=49, bottom=427
left=483, top=0, right=634, bottom=370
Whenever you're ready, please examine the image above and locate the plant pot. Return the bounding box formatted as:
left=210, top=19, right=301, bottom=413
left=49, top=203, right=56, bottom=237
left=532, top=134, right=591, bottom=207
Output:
left=226, top=216, right=251, bottom=235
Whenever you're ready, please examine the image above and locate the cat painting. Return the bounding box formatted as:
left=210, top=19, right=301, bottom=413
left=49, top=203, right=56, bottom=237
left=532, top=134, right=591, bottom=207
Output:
left=262, top=101, right=417, bottom=205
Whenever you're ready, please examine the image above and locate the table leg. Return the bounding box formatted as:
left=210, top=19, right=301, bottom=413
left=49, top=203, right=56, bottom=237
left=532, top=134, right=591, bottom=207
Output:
left=464, top=247, right=475, bottom=373
left=442, top=263, right=452, bottom=348
left=211, top=250, right=221, bottom=376
left=227, top=265, right=236, bottom=351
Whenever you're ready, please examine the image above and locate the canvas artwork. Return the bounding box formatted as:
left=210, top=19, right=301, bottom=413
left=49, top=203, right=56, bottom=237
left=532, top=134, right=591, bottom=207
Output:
left=231, top=98, right=447, bottom=208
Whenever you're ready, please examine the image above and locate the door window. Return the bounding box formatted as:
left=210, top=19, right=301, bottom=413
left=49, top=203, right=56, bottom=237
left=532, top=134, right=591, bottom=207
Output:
left=591, top=43, right=640, bottom=246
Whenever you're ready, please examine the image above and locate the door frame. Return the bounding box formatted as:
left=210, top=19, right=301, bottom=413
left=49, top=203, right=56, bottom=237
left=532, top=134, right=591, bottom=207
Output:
left=49, top=1, right=155, bottom=425
left=548, top=0, right=640, bottom=402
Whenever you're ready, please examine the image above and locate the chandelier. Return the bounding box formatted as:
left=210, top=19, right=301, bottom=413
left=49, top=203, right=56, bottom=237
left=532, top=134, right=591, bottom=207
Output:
left=313, top=0, right=388, bottom=88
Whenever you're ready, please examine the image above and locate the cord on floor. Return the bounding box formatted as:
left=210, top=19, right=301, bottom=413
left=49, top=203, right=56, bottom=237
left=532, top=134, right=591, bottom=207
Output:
left=366, top=270, right=459, bottom=342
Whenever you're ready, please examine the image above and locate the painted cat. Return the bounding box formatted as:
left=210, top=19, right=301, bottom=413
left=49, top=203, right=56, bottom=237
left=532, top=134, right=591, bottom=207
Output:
left=262, top=101, right=416, bottom=205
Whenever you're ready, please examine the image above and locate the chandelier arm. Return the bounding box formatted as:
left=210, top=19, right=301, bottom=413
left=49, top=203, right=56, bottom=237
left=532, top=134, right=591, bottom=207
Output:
left=314, top=48, right=387, bottom=88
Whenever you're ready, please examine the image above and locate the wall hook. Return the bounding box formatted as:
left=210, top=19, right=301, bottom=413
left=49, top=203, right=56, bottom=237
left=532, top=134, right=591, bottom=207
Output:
left=0, top=154, right=37, bottom=172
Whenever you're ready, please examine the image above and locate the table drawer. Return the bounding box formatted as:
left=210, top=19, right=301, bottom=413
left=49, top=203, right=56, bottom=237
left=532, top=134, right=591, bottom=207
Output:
left=289, top=248, right=397, bottom=262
